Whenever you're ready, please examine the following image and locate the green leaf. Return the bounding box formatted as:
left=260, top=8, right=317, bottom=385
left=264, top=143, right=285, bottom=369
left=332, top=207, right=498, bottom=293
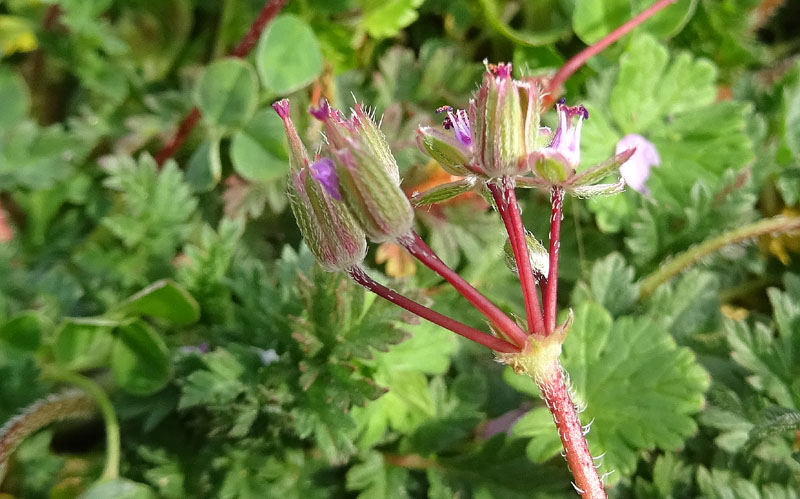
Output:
left=53, top=318, right=116, bottom=371
left=743, top=406, right=800, bottom=456
left=725, top=274, right=800, bottom=408
left=359, top=0, right=425, bottom=39
left=345, top=451, right=410, bottom=499
left=230, top=109, right=290, bottom=182
left=512, top=302, right=709, bottom=480
left=644, top=269, right=720, bottom=341
left=696, top=467, right=800, bottom=499
left=0, top=311, right=42, bottom=351
left=111, top=320, right=172, bottom=395
left=583, top=35, right=752, bottom=210
left=256, top=15, right=322, bottom=94
left=586, top=252, right=639, bottom=316
left=435, top=435, right=573, bottom=498
left=185, top=141, right=217, bottom=192
left=573, top=0, right=696, bottom=45
left=118, top=279, right=200, bottom=325
left=78, top=478, right=156, bottom=499
left=0, top=64, right=30, bottom=131
left=193, top=58, right=258, bottom=130
left=783, top=65, right=800, bottom=159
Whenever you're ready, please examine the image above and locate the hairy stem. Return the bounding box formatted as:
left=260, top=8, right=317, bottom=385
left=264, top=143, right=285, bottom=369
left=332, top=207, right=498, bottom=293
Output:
left=544, top=0, right=678, bottom=106
left=536, top=361, right=606, bottom=498
left=43, top=369, right=121, bottom=480
left=544, top=187, right=564, bottom=334
left=638, top=215, right=800, bottom=299
left=0, top=390, right=96, bottom=484
left=399, top=232, right=529, bottom=347
left=348, top=267, right=520, bottom=353
left=154, top=0, right=288, bottom=166
left=488, top=181, right=546, bottom=336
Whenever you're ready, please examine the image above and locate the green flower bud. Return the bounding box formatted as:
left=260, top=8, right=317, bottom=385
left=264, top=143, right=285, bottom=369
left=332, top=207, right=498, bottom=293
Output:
left=273, top=100, right=367, bottom=271
left=287, top=158, right=367, bottom=271
left=333, top=148, right=415, bottom=243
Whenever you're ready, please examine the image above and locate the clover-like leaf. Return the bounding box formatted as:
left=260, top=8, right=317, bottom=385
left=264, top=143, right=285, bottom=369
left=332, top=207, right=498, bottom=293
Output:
left=111, top=319, right=171, bottom=396
left=256, top=15, right=322, bottom=94
left=511, top=302, right=709, bottom=481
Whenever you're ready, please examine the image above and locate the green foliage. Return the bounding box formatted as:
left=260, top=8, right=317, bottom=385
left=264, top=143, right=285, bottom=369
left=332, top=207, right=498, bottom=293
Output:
left=256, top=15, right=323, bottom=94
left=726, top=274, right=800, bottom=409
left=194, top=58, right=259, bottom=131
left=1, top=0, right=799, bottom=496
left=511, top=302, right=709, bottom=480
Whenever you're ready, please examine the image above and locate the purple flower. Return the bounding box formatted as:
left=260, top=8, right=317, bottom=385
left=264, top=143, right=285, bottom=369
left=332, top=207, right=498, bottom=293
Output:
left=437, top=105, right=472, bottom=148
left=549, top=98, right=589, bottom=170
left=615, top=134, right=660, bottom=195
left=309, top=158, right=342, bottom=201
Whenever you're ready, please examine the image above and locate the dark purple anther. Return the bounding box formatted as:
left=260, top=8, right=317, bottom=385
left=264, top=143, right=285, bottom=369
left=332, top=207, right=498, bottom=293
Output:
left=310, top=157, right=342, bottom=201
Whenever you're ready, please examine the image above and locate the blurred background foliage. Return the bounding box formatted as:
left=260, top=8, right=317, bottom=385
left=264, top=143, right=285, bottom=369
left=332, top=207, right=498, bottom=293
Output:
left=0, top=0, right=799, bottom=497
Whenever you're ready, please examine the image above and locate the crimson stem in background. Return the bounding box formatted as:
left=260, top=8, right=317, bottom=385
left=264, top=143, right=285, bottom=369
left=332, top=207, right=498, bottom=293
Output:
left=347, top=267, right=520, bottom=353
left=544, top=187, right=565, bottom=334
left=154, top=0, right=288, bottom=167
left=488, top=182, right=546, bottom=336
left=543, top=0, right=678, bottom=107
left=399, top=232, right=530, bottom=348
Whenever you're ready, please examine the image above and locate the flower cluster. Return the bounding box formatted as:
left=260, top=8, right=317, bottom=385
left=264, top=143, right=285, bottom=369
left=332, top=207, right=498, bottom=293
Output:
left=414, top=62, right=636, bottom=206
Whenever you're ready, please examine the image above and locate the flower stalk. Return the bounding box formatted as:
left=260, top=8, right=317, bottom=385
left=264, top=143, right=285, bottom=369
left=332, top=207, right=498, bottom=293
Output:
left=544, top=186, right=565, bottom=334
left=398, top=232, right=529, bottom=348
left=348, top=266, right=520, bottom=353
left=489, top=181, right=546, bottom=336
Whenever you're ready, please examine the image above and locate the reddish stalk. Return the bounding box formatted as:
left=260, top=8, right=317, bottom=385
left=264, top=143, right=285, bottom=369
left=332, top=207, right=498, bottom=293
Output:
left=544, top=0, right=678, bottom=107
left=544, top=187, right=564, bottom=334
left=154, top=0, right=288, bottom=166
left=348, top=267, right=520, bottom=353
left=398, top=232, right=529, bottom=348
left=488, top=181, right=546, bottom=336
left=538, top=361, right=606, bottom=498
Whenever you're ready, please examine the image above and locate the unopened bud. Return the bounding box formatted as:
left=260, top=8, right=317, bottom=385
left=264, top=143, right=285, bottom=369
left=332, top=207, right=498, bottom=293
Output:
left=310, top=99, right=400, bottom=183
left=333, top=148, right=415, bottom=242
left=286, top=158, right=367, bottom=271
left=473, top=62, right=525, bottom=178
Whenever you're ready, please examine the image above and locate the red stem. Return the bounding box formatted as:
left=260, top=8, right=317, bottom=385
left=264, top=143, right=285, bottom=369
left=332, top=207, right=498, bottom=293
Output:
left=154, top=0, right=288, bottom=167
left=544, top=187, right=564, bottom=334
left=399, top=232, right=529, bottom=348
left=544, top=0, right=677, bottom=107
left=488, top=182, right=546, bottom=336
left=154, top=108, right=201, bottom=166
left=348, top=267, right=520, bottom=353
left=539, top=361, right=606, bottom=498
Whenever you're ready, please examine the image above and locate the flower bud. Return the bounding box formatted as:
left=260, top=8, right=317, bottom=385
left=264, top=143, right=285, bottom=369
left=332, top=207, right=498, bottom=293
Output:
left=473, top=63, right=525, bottom=178
left=273, top=100, right=367, bottom=271
left=287, top=158, right=367, bottom=271
left=333, top=147, right=415, bottom=242
left=311, top=99, right=400, bottom=183
left=309, top=99, right=414, bottom=243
